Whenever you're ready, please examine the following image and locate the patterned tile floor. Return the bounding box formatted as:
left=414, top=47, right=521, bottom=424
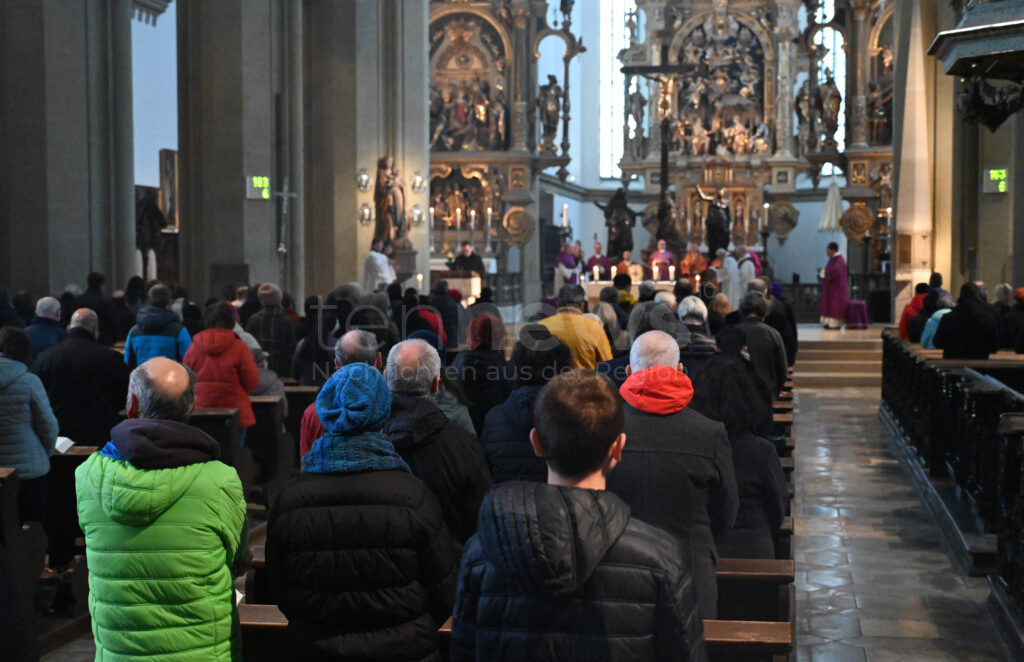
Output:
left=794, top=386, right=1012, bottom=661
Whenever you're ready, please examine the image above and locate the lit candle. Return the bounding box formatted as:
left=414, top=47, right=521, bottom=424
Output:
left=611, top=265, right=617, bottom=279
left=695, top=274, right=701, bottom=287
left=470, top=209, right=476, bottom=230
left=428, top=206, right=435, bottom=227
left=652, top=259, right=657, bottom=279
left=456, top=207, right=462, bottom=228
left=761, top=202, right=769, bottom=232
left=562, top=203, right=568, bottom=228
left=669, top=265, right=675, bottom=281
left=593, top=265, right=600, bottom=282
left=486, top=207, right=493, bottom=234
left=417, top=273, right=423, bottom=289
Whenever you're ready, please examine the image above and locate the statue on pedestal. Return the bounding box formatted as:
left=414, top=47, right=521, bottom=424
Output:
left=374, top=156, right=409, bottom=244
left=818, top=68, right=843, bottom=149
left=595, top=188, right=639, bottom=261
left=536, top=74, right=563, bottom=150
left=697, top=184, right=731, bottom=257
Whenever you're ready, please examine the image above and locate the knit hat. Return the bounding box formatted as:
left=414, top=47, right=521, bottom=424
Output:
left=407, top=330, right=446, bottom=362
left=315, top=363, right=391, bottom=435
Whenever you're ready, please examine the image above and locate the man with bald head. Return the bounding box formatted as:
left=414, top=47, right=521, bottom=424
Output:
left=25, top=296, right=67, bottom=358
left=34, top=308, right=129, bottom=447
left=76, top=357, right=248, bottom=660
left=606, top=330, right=737, bottom=619
left=384, top=339, right=491, bottom=543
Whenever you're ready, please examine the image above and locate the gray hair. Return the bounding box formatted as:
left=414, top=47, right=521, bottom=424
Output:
left=148, top=284, right=172, bottom=308
left=677, top=295, right=708, bottom=323
left=937, top=293, right=955, bottom=310
left=653, top=291, right=677, bottom=310
left=70, top=309, right=99, bottom=333
left=630, top=330, right=680, bottom=371
left=35, top=297, right=61, bottom=320
left=386, top=339, right=441, bottom=396
left=335, top=329, right=379, bottom=366
left=994, top=283, right=1013, bottom=306
left=746, top=279, right=768, bottom=295
left=556, top=284, right=586, bottom=308
left=599, top=286, right=620, bottom=305
left=128, top=363, right=196, bottom=422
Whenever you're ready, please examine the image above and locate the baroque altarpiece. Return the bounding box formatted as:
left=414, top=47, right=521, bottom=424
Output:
left=618, top=0, right=894, bottom=300
left=427, top=0, right=583, bottom=304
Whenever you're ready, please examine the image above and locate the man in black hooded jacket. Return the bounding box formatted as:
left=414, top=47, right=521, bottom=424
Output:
left=452, top=369, right=705, bottom=661
left=934, top=282, right=1000, bottom=359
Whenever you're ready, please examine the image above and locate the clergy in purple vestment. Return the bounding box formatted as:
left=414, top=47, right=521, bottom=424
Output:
left=819, top=241, right=849, bottom=329
left=649, top=238, right=676, bottom=281
left=554, top=243, right=580, bottom=292
left=585, top=242, right=612, bottom=280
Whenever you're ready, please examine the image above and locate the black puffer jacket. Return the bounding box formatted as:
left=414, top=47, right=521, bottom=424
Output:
left=453, top=482, right=706, bottom=661
left=714, top=430, right=787, bottom=559
left=385, top=395, right=492, bottom=543
left=479, top=385, right=547, bottom=484
left=451, top=349, right=514, bottom=437
left=267, top=470, right=460, bottom=662
left=934, top=296, right=1000, bottom=359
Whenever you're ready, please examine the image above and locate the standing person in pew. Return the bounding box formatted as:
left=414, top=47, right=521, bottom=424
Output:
left=0, top=327, right=59, bottom=524
left=76, top=357, right=248, bottom=661
left=123, top=283, right=192, bottom=368
left=453, top=370, right=706, bottom=661
left=607, top=330, right=738, bottom=619
left=933, top=282, right=1000, bottom=360
left=34, top=308, right=129, bottom=446
left=921, top=293, right=954, bottom=350
left=691, top=354, right=787, bottom=559
left=184, top=303, right=261, bottom=445
left=268, top=362, right=460, bottom=662
left=407, top=330, right=477, bottom=438
left=383, top=339, right=492, bottom=543
left=736, top=292, right=788, bottom=400
left=297, top=329, right=382, bottom=458
left=245, top=283, right=296, bottom=376
left=24, top=296, right=67, bottom=360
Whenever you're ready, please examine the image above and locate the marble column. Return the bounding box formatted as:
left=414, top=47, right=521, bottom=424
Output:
left=0, top=0, right=135, bottom=297
left=772, top=0, right=800, bottom=159
left=849, top=0, right=871, bottom=148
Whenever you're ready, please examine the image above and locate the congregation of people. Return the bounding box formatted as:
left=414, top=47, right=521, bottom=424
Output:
left=0, top=240, right=801, bottom=660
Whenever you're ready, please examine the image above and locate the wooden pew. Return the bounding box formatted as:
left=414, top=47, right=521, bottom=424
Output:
left=45, top=446, right=97, bottom=569
left=191, top=408, right=254, bottom=501
left=775, top=516, right=793, bottom=561
left=239, top=606, right=792, bottom=662
left=248, top=395, right=295, bottom=509
left=771, top=412, right=793, bottom=438
left=283, top=385, right=319, bottom=465
left=716, top=558, right=794, bottom=624
left=0, top=468, right=47, bottom=626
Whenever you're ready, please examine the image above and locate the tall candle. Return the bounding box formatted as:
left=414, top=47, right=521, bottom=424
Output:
left=456, top=207, right=462, bottom=228
left=428, top=206, right=434, bottom=227
left=486, top=207, right=492, bottom=234
left=761, top=202, right=769, bottom=232
left=470, top=209, right=476, bottom=231
left=593, top=265, right=600, bottom=282
left=669, top=265, right=675, bottom=281
left=611, top=265, right=617, bottom=279
left=416, top=273, right=423, bottom=290
left=651, top=259, right=657, bottom=279
left=562, top=203, right=568, bottom=228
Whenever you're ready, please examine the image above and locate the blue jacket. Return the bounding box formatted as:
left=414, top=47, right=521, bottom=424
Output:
left=25, top=317, right=68, bottom=359
left=125, top=305, right=191, bottom=368
left=0, top=358, right=58, bottom=479
left=479, top=385, right=547, bottom=484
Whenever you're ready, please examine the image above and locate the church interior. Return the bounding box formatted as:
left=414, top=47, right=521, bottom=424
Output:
left=3, top=0, right=1024, bottom=660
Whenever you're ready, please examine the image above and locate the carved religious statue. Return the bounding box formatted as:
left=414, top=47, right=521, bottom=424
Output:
left=594, top=188, right=639, bottom=261
left=536, top=74, right=563, bottom=150
left=818, top=68, right=843, bottom=149
left=374, top=156, right=409, bottom=243
left=697, top=184, right=731, bottom=257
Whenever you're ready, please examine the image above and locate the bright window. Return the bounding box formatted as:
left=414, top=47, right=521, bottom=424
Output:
left=599, top=0, right=636, bottom=179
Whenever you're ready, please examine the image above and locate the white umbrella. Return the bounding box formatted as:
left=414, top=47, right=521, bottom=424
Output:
left=818, top=178, right=843, bottom=232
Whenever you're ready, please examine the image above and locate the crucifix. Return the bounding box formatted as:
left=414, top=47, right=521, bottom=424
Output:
left=273, top=177, right=298, bottom=255
left=621, top=42, right=697, bottom=234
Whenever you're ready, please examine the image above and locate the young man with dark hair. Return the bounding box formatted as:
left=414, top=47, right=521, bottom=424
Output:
left=453, top=369, right=705, bottom=661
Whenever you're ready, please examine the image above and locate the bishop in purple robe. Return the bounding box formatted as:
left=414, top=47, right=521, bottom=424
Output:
left=649, top=239, right=676, bottom=281
left=585, top=242, right=612, bottom=280
left=819, top=241, right=849, bottom=329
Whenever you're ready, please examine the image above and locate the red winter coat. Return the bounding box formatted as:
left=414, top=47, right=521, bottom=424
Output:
left=183, top=328, right=260, bottom=427
left=898, top=293, right=928, bottom=341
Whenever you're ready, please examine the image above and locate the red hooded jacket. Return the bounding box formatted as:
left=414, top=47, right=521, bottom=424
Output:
left=898, top=293, right=928, bottom=340
left=619, top=365, right=695, bottom=415
left=183, top=328, right=261, bottom=427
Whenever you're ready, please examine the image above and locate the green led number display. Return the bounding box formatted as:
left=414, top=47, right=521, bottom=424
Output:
left=984, top=168, right=1008, bottom=194
left=246, top=175, right=271, bottom=200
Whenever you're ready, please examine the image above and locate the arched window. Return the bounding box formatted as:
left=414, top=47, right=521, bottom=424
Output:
left=599, top=0, right=637, bottom=179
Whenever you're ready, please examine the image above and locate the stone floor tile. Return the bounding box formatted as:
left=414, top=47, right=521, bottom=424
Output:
left=858, top=619, right=941, bottom=638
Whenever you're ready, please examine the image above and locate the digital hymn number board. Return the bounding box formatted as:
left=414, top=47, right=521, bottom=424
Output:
left=246, top=176, right=271, bottom=200
left=984, top=168, right=1008, bottom=194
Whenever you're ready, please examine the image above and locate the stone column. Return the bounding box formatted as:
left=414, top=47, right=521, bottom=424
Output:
left=772, top=0, right=800, bottom=158
left=509, top=3, right=530, bottom=151
left=0, top=0, right=135, bottom=297
left=849, top=0, right=871, bottom=148
left=177, top=0, right=278, bottom=300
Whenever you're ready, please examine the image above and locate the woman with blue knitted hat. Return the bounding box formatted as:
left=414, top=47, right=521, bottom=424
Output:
left=266, top=363, right=459, bottom=661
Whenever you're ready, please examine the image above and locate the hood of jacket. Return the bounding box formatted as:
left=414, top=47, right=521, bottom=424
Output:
left=135, top=305, right=180, bottom=333
left=89, top=418, right=220, bottom=526
left=0, top=358, right=27, bottom=389
left=192, top=327, right=238, bottom=357
left=385, top=394, right=447, bottom=450
left=619, top=365, right=694, bottom=415
left=476, top=481, right=630, bottom=596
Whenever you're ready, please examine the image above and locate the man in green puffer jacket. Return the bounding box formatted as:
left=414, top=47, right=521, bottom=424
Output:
left=76, top=357, right=249, bottom=661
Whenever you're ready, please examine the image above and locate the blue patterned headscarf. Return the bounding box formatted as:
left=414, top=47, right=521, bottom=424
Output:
left=302, top=363, right=409, bottom=475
